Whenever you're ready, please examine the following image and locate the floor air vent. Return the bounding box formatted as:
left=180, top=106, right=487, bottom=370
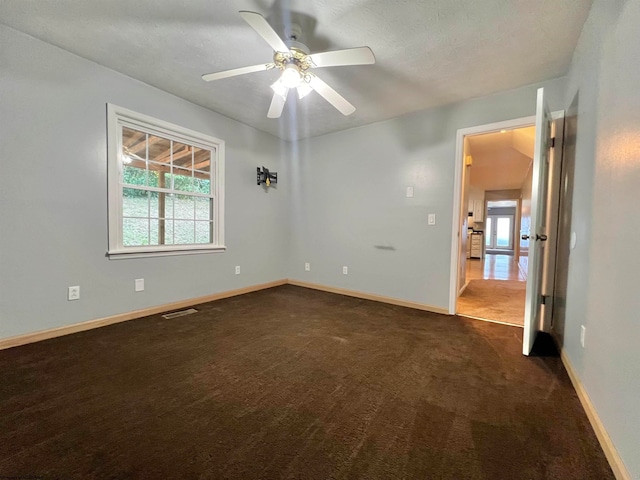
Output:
left=162, top=308, right=198, bottom=319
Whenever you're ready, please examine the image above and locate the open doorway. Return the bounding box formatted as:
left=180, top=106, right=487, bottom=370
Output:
left=456, top=124, right=536, bottom=326
left=450, top=89, right=564, bottom=354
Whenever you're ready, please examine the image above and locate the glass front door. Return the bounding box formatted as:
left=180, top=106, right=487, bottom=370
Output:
left=486, top=215, right=514, bottom=250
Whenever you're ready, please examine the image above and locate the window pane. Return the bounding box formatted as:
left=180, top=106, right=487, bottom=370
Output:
left=194, top=174, right=211, bottom=194
left=164, top=194, right=174, bottom=220
left=148, top=135, right=171, bottom=164
left=123, top=188, right=148, bottom=218
left=174, top=195, right=195, bottom=220
left=195, top=221, right=212, bottom=244
left=164, top=220, right=174, bottom=245
left=150, top=191, right=170, bottom=219
left=195, top=197, right=211, bottom=220
left=147, top=163, right=164, bottom=188
left=485, top=218, right=492, bottom=246
left=496, top=217, right=511, bottom=247
left=193, top=147, right=211, bottom=172
left=149, top=219, right=160, bottom=246
left=174, top=220, right=195, bottom=244
left=171, top=167, right=194, bottom=193
left=172, top=141, right=193, bottom=169
left=122, top=128, right=147, bottom=163
left=122, top=164, right=147, bottom=186
left=123, top=218, right=149, bottom=246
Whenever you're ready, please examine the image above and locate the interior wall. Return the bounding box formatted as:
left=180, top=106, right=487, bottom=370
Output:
left=560, top=0, right=640, bottom=477
left=287, top=77, right=566, bottom=309
left=0, top=25, right=289, bottom=339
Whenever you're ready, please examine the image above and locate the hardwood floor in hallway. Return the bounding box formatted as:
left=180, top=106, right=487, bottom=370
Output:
left=466, top=253, right=527, bottom=281
left=458, top=254, right=527, bottom=326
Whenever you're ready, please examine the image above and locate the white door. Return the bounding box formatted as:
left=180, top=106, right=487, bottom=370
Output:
left=522, top=88, right=552, bottom=355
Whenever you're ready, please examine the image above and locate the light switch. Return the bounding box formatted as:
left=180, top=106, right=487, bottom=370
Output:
left=428, top=213, right=436, bottom=225
left=135, top=278, right=144, bottom=292
left=406, top=186, right=414, bottom=198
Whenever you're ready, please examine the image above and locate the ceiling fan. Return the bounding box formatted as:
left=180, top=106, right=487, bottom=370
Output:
left=201, top=11, right=375, bottom=119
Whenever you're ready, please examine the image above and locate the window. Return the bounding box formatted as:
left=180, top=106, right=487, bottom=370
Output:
left=107, top=105, right=225, bottom=258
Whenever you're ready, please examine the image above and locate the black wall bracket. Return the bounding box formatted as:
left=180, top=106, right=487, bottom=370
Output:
left=257, top=166, right=278, bottom=187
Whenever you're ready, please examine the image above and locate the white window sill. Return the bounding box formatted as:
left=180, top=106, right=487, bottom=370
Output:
left=108, top=245, right=226, bottom=260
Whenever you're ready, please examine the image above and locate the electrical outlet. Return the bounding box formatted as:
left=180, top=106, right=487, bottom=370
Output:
left=428, top=213, right=436, bottom=225
left=406, top=186, right=414, bottom=198
left=68, top=286, right=80, bottom=301
left=580, top=325, right=586, bottom=348
left=135, top=278, right=144, bottom=292
left=342, top=266, right=348, bottom=275
left=304, top=262, right=310, bottom=271
left=235, top=266, right=241, bottom=275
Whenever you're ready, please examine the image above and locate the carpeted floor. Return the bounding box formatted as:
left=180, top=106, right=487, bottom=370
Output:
left=458, top=279, right=526, bottom=326
left=0, top=285, right=612, bottom=479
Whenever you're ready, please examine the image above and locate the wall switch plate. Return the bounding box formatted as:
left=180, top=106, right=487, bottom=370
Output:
left=406, top=186, right=414, bottom=198
left=135, top=278, right=144, bottom=292
left=304, top=262, right=311, bottom=271
left=342, top=266, right=348, bottom=275
left=428, top=213, right=436, bottom=225
left=580, top=325, right=586, bottom=348
left=68, top=286, right=80, bottom=301
left=235, top=266, right=241, bottom=275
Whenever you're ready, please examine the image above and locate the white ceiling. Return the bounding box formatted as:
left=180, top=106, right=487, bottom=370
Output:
left=467, top=127, right=535, bottom=191
left=0, top=0, right=592, bottom=141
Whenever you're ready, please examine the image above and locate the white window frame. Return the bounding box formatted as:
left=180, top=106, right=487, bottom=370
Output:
left=107, top=104, right=225, bottom=259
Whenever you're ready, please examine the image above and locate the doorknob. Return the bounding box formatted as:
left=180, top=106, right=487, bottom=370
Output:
left=521, top=234, right=548, bottom=241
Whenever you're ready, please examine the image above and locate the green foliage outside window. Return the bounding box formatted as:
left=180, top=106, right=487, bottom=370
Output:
left=123, top=167, right=210, bottom=197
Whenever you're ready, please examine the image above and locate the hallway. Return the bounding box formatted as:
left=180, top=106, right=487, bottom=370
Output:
left=458, top=254, right=526, bottom=326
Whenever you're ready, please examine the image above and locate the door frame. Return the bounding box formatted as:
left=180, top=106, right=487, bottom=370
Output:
left=448, top=113, right=563, bottom=315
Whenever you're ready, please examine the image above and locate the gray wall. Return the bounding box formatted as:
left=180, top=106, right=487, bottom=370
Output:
left=0, top=25, right=289, bottom=339
left=287, top=78, right=566, bottom=308
left=560, top=0, right=640, bottom=476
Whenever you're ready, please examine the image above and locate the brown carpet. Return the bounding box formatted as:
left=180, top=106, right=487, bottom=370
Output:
left=458, top=279, right=526, bottom=326
left=0, top=285, right=612, bottom=479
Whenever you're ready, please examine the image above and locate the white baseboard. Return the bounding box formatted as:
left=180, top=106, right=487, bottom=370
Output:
left=0, top=279, right=447, bottom=351
left=287, top=279, right=449, bottom=315
left=0, top=279, right=287, bottom=351
left=560, top=350, right=630, bottom=480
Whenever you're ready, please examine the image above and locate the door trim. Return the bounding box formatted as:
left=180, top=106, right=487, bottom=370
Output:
left=448, top=112, right=564, bottom=315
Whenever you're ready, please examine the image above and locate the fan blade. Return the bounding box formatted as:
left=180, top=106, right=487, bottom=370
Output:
left=309, top=47, right=375, bottom=68
left=308, top=74, right=356, bottom=116
left=239, top=11, right=289, bottom=53
left=267, top=90, right=288, bottom=118
left=202, top=64, right=271, bottom=82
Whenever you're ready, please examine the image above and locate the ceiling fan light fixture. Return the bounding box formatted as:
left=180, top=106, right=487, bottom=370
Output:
left=270, top=78, right=288, bottom=99
left=297, top=82, right=312, bottom=99
left=281, top=64, right=302, bottom=88
left=201, top=11, right=375, bottom=118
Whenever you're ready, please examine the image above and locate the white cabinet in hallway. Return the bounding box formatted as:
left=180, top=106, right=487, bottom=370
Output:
left=470, top=232, right=483, bottom=259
